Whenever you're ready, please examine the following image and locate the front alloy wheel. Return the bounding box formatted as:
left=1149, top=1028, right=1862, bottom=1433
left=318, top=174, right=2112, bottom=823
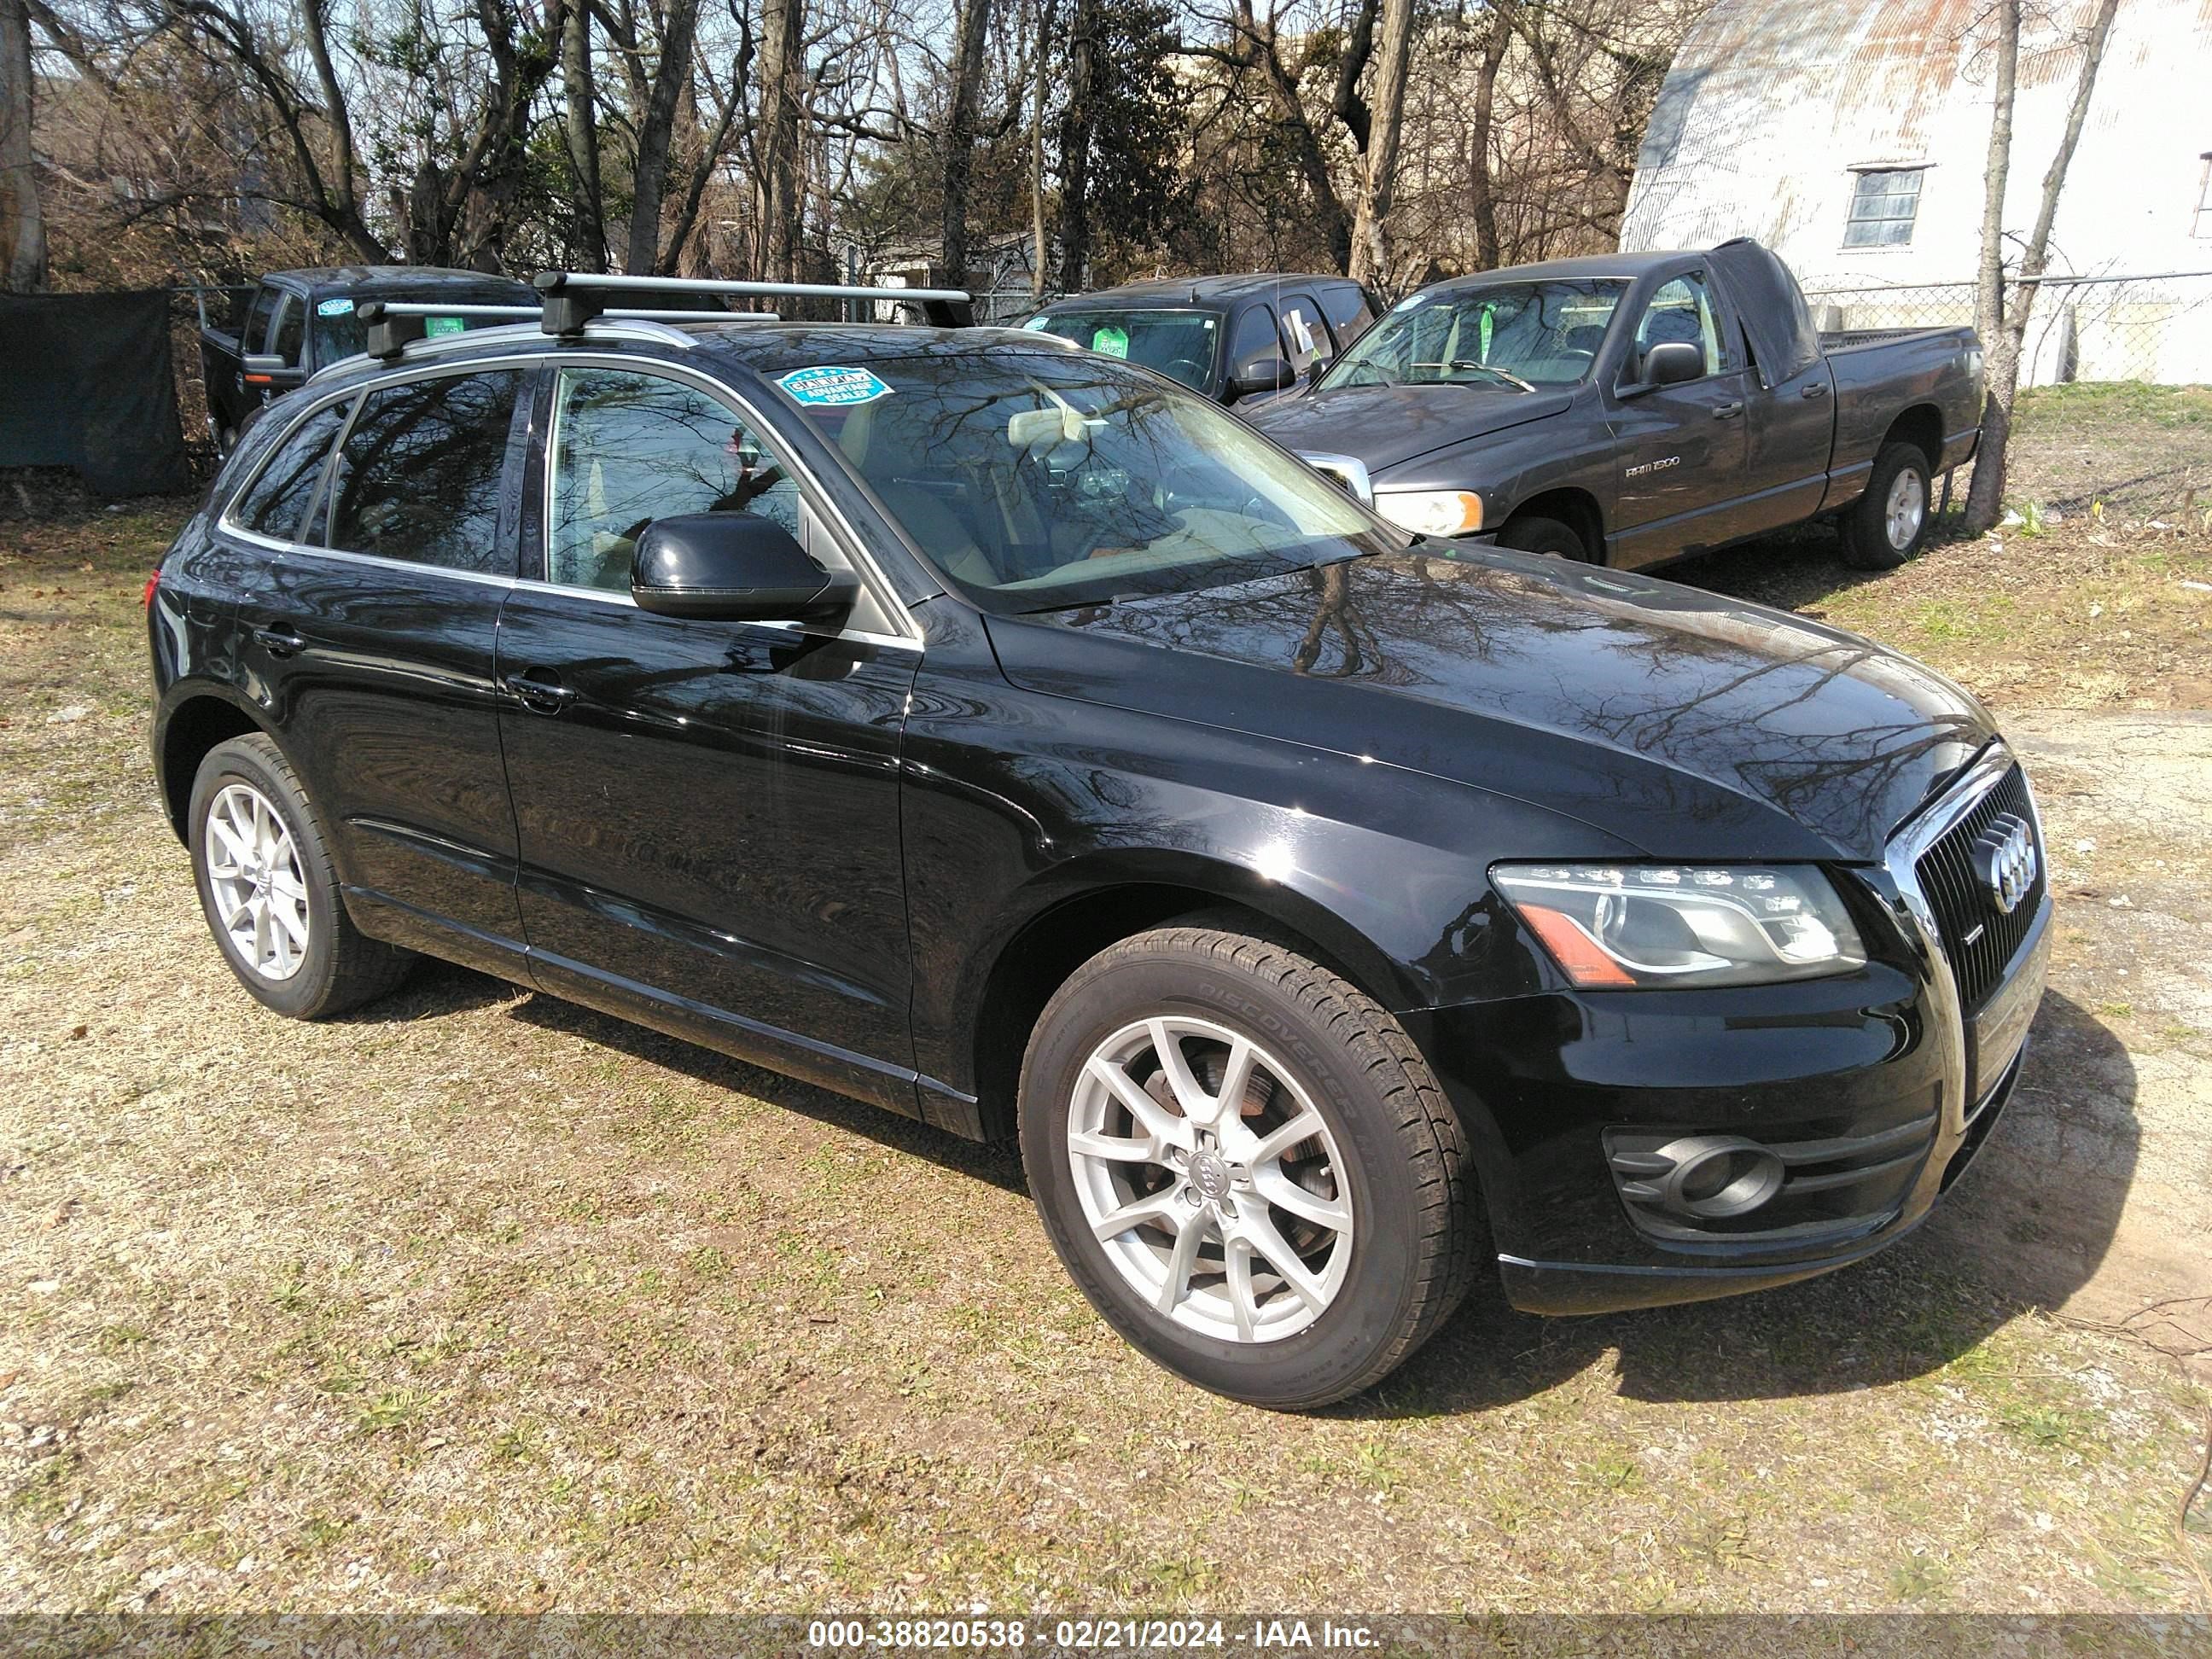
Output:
left=1021, top=923, right=1481, bottom=1409
left=1068, top=1016, right=1353, bottom=1342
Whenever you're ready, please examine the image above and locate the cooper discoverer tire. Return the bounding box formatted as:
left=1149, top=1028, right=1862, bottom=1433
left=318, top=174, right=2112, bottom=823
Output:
left=188, top=733, right=412, bottom=1018
left=1018, top=924, right=1481, bottom=1409
left=1842, top=440, right=1934, bottom=570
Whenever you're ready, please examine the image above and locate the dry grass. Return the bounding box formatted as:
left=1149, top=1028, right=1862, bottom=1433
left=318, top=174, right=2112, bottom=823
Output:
left=2, top=393, right=2209, bottom=1615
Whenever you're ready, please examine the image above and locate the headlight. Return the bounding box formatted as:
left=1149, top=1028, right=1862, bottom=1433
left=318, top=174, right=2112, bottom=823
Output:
left=1373, top=489, right=1482, bottom=536
left=1491, top=864, right=1866, bottom=989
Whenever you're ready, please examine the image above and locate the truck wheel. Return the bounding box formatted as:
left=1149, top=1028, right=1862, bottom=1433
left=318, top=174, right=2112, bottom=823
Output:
left=1842, top=442, right=1934, bottom=570
left=1498, top=514, right=1591, bottom=562
left=1018, top=923, right=1481, bottom=1410
left=189, top=734, right=413, bottom=1019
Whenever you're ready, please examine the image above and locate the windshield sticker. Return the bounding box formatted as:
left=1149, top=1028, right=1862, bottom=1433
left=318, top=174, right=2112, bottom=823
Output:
left=777, top=365, right=894, bottom=406
left=316, top=297, right=355, bottom=317
left=1479, top=303, right=1494, bottom=362
left=1022, top=315, right=1052, bottom=330
left=1091, top=325, right=1129, bottom=358
left=423, top=316, right=467, bottom=337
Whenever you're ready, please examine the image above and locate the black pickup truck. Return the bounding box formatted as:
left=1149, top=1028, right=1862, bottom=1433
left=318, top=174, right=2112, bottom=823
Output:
left=199, top=266, right=534, bottom=456
left=1248, top=240, right=1982, bottom=572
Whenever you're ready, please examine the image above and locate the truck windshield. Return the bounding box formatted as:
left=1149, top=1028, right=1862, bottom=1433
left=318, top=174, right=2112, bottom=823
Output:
left=1022, top=310, right=1221, bottom=391
left=788, top=350, right=1397, bottom=613
left=1319, top=279, right=1627, bottom=391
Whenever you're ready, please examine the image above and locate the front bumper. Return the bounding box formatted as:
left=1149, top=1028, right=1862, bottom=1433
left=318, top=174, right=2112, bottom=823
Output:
left=1410, top=741, right=2052, bottom=1315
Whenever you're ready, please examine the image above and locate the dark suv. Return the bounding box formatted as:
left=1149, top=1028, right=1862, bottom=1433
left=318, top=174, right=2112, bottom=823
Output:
left=148, top=283, right=2050, bottom=1409
left=1025, top=274, right=1378, bottom=409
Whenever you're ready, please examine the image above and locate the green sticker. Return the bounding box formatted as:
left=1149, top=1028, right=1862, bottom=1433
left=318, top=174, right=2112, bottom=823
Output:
left=1091, top=325, right=1129, bottom=358
left=423, top=316, right=466, bottom=337
left=1478, top=304, right=1494, bottom=363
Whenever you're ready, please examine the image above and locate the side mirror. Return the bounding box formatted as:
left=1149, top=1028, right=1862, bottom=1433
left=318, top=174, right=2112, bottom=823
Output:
left=631, top=513, right=859, bottom=622
left=1227, top=353, right=1297, bottom=401
left=242, top=353, right=305, bottom=391
left=1639, top=341, right=1703, bottom=389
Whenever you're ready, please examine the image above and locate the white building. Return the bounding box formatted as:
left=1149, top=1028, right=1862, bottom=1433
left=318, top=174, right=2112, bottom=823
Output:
left=1618, top=0, right=2212, bottom=384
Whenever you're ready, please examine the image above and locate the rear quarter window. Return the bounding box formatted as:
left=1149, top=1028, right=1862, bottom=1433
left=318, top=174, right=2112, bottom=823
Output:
left=229, top=399, right=353, bottom=543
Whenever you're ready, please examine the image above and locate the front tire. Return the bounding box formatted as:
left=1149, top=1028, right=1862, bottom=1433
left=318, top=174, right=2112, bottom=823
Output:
left=1018, top=924, right=1480, bottom=1409
left=188, top=734, right=412, bottom=1018
left=1497, top=513, right=1591, bottom=562
left=1841, top=441, right=1934, bottom=570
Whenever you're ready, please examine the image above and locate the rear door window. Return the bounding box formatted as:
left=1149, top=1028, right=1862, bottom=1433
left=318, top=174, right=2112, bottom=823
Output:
left=323, top=370, right=525, bottom=573
left=1318, top=283, right=1375, bottom=343
left=1278, top=294, right=1332, bottom=375
left=231, top=399, right=353, bottom=543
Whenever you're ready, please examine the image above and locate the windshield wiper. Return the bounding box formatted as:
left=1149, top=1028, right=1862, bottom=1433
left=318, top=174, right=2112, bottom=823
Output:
left=1446, top=360, right=1536, bottom=393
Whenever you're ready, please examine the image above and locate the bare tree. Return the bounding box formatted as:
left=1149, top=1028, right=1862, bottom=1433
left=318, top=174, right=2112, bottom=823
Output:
left=754, top=0, right=806, bottom=281
left=937, top=0, right=993, bottom=283
left=1, top=0, right=46, bottom=290
left=562, top=0, right=608, bottom=270
left=622, top=0, right=702, bottom=272
left=1346, top=0, right=1412, bottom=284
left=1965, top=0, right=2121, bottom=533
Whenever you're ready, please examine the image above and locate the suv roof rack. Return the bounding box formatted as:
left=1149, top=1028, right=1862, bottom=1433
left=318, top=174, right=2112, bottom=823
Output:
left=532, top=271, right=974, bottom=335
left=357, top=300, right=782, bottom=360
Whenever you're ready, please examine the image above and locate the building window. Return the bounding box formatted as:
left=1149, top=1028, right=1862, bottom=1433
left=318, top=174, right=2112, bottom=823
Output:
left=1843, top=167, right=1924, bottom=247
left=2197, top=154, right=2212, bottom=238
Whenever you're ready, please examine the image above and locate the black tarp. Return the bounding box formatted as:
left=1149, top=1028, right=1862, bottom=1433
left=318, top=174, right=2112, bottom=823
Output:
left=1707, top=238, right=1824, bottom=392
left=0, top=289, right=191, bottom=495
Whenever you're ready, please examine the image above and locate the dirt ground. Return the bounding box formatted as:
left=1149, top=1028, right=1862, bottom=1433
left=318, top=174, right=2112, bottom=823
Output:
left=1, top=386, right=2209, bottom=1616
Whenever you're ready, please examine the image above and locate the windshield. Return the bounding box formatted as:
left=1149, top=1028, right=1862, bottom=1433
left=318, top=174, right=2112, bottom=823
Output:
left=785, top=350, right=1397, bottom=612
left=1320, top=279, right=1628, bottom=390
left=310, top=294, right=528, bottom=364
left=1023, top=309, right=1222, bottom=391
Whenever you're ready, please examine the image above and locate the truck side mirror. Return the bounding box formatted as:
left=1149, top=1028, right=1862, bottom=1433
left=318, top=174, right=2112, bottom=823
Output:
left=1227, top=354, right=1297, bottom=402
left=1639, top=341, right=1703, bottom=389
left=243, top=354, right=306, bottom=392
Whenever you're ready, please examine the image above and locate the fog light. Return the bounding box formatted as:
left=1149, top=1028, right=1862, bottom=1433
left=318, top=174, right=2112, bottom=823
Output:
left=1609, top=1132, right=1785, bottom=1221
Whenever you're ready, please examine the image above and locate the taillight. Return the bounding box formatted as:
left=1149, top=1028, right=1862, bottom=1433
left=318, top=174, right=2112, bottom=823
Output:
left=143, top=570, right=160, bottom=610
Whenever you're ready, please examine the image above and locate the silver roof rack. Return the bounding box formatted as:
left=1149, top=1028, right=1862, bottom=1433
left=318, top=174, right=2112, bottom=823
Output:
left=532, top=271, right=974, bottom=334
left=357, top=300, right=781, bottom=360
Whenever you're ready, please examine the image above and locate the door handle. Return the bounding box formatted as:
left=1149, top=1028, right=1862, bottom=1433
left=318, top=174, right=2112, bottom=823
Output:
left=504, top=670, right=579, bottom=714
left=253, top=625, right=306, bottom=657
left=1713, top=401, right=1744, bottom=420
left=1802, top=381, right=1831, bottom=399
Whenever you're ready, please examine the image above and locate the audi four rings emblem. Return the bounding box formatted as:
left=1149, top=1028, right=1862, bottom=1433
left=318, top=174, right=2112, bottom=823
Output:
left=1972, top=813, right=2038, bottom=914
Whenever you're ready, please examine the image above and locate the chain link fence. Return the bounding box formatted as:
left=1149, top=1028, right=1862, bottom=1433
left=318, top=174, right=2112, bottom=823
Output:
left=1801, top=271, right=2212, bottom=387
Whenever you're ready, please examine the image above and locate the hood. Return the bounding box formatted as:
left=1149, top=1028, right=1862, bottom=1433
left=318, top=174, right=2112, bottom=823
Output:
left=1245, top=382, right=1571, bottom=474
left=982, top=550, right=1994, bottom=863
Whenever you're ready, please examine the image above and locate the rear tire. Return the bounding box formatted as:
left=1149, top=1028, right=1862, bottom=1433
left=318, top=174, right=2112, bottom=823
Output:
left=1497, top=513, right=1591, bottom=562
left=1841, top=441, right=1934, bottom=570
left=1018, top=924, right=1481, bottom=1410
left=188, top=734, right=413, bottom=1019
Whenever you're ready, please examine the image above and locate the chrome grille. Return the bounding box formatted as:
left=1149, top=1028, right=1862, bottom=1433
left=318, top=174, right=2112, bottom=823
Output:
left=1912, top=765, right=2043, bottom=1011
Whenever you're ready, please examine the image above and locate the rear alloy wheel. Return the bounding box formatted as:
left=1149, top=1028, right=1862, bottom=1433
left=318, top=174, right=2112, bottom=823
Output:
left=189, top=734, right=412, bottom=1018
left=1020, top=923, right=1481, bottom=1409
left=1842, top=441, right=1934, bottom=570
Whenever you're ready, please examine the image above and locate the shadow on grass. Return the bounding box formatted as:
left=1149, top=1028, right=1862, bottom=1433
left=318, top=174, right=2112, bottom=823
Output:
left=1344, top=989, right=2139, bottom=1419
left=357, top=963, right=2134, bottom=1421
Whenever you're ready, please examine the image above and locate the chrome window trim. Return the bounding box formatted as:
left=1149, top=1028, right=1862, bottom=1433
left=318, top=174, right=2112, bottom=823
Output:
left=534, top=353, right=922, bottom=645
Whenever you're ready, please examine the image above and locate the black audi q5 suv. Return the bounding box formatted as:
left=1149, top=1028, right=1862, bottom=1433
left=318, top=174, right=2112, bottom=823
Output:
left=148, top=294, right=2050, bottom=1408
